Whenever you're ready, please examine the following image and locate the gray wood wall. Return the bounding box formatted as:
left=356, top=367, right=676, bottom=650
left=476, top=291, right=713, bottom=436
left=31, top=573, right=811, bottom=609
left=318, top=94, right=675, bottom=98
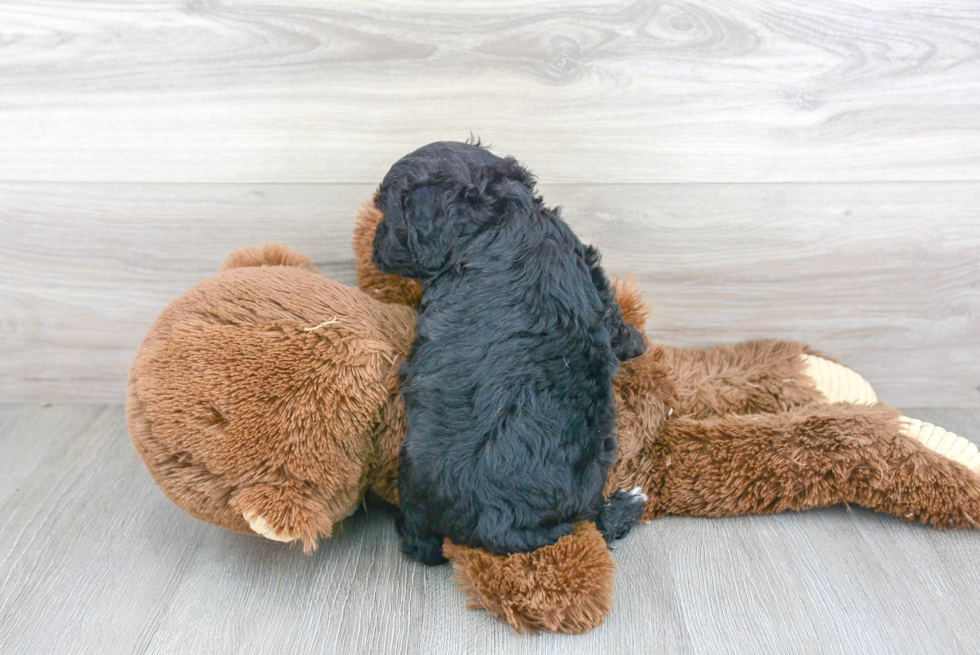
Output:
left=2, top=0, right=978, bottom=406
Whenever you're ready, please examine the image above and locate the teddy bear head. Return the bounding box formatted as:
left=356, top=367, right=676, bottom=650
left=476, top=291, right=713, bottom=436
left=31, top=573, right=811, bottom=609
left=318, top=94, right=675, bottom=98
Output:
left=128, top=244, right=415, bottom=551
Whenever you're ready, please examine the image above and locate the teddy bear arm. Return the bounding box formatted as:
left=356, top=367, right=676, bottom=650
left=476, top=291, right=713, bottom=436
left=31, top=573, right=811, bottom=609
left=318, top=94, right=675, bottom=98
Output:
left=127, top=384, right=256, bottom=536
left=229, top=329, right=400, bottom=553
left=231, top=481, right=349, bottom=554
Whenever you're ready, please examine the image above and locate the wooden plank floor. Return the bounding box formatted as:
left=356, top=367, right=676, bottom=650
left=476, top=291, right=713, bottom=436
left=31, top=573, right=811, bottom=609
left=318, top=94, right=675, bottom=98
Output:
left=1, top=0, right=979, bottom=407
left=2, top=1, right=980, bottom=184
left=1, top=403, right=978, bottom=654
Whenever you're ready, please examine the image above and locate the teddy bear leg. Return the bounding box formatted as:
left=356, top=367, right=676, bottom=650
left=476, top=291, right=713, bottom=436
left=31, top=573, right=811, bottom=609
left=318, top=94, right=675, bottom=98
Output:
left=660, top=340, right=825, bottom=418
left=231, top=482, right=337, bottom=554
left=803, top=356, right=980, bottom=472
left=897, top=417, right=980, bottom=474
left=654, top=404, right=980, bottom=529
left=844, top=412, right=980, bottom=528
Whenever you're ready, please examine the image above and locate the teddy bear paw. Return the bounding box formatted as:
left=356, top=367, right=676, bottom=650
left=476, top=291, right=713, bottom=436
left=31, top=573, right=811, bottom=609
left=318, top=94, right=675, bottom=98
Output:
left=243, top=511, right=296, bottom=543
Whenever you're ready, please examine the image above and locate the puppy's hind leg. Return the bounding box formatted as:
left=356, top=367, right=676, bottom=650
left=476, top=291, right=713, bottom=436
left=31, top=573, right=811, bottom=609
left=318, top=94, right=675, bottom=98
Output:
left=596, top=487, right=647, bottom=544
left=397, top=502, right=447, bottom=566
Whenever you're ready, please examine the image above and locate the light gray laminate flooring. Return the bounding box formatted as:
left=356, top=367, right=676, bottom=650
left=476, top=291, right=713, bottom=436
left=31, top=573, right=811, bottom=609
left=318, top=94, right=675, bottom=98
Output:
left=1, top=403, right=978, bottom=654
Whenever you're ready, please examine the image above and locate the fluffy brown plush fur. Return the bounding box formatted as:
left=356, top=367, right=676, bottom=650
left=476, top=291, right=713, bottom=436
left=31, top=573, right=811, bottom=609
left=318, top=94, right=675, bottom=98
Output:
left=443, top=522, right=615, bottom=634
left=648, top=405, right=980, bottom=527
left=128, top=209, right=980, bottom=635
left=128, top=244, right=415, bottom=552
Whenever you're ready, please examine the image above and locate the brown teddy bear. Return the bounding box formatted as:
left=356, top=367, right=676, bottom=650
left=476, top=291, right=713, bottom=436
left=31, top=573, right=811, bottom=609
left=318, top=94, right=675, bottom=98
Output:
left=128, top=204, right=980, bottom=634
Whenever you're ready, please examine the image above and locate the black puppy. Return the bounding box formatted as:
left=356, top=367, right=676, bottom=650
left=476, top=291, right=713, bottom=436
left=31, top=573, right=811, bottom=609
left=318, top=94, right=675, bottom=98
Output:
left=372, top=141, right=647, bottom=565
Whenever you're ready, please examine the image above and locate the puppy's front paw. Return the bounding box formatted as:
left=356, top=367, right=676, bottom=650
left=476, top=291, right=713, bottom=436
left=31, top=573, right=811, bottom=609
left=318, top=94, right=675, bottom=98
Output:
left=399, top=532, right=448, bottom=566
left=243, top=511, right=296, bottom=543
left=396, top=515, right=448, bottom=566
left=612, top=325, right=647, bottom=361
left=627, top=486, right=648, bottom=504
left=598, top=487, right=647, bottom=543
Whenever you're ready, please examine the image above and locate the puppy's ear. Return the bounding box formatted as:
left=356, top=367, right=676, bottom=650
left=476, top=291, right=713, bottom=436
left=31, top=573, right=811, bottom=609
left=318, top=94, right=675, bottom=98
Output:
left=402, top=182, right=460, bottom=273
left=467, top=157, right=538, bottom=215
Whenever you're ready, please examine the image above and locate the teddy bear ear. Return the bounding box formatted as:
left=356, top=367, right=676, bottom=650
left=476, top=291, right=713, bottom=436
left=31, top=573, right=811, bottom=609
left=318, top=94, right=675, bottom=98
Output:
left=612, top=274, right=651, bottom=331
left=221, top=243, right=317, bottom=271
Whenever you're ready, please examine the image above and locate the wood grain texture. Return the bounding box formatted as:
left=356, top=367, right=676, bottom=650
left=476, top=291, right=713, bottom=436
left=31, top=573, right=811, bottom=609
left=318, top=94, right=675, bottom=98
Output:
left=1, top=1, right=979, bottom=183
left=0, top=183, right=372, bottom=403
left=2, top=181, right=977, bottom=406
left=547, top=181, right=980, bottom=408
left=1, top=403, right=978, bottom=653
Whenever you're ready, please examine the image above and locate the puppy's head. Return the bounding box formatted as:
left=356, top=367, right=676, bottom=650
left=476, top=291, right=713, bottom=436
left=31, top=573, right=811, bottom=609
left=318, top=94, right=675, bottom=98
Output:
left=371, top=141, right=537, bottom=279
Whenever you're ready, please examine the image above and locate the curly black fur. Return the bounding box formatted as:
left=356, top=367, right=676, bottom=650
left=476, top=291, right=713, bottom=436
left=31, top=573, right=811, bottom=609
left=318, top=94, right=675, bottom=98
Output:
left=372, top=141, right=646, bottom=564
